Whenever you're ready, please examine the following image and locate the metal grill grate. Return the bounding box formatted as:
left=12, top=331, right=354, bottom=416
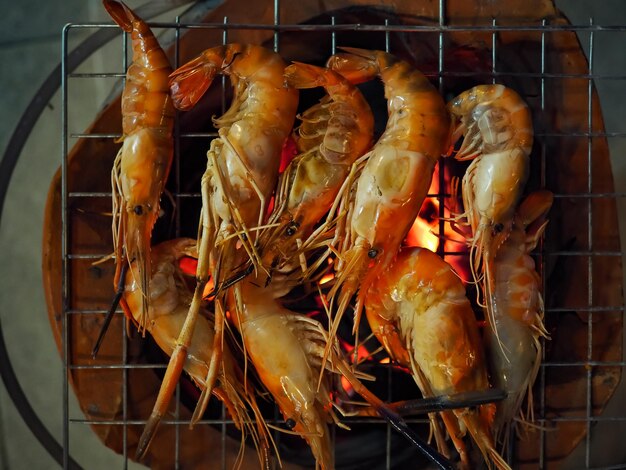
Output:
left=60, top=1, right=626, bottom=468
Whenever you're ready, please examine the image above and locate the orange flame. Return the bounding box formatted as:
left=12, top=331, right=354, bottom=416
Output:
left=405, top=164, right=470, bottom=283
left=340, top=376, right=354, bottom=397
left=177, top=257, right=215, bottom=299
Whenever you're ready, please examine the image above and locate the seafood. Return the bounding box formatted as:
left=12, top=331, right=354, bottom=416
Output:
left=230, top=280, right=338, bottom=470
left=256, top=62, right=374, bottom=282
left=448, top=84, right=532, bottom=347
left=485, top=190, right=552, bottom=444
left=365, top=247, right=510, bottom=470
left=170, top=44, right=299, bottom=283
left=325, top=48, right=450, bottom=345
left=124, top=239, right=271, bottom=467
left=105, top=0, right=175, bottom=327
left=230, top=277, right=454, bottom=470
left=136, top=44, right=298, bottom=458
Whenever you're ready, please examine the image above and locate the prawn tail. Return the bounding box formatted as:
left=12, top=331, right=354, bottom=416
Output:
left=326, top=47, right=380, bottom=84
left=103, top=0, right=136, bottom=33
left=284, top=62, right=332, bottom=89
left=169, top=56, right=219, bottom=111
left=462, top=411, right=511, bottom=470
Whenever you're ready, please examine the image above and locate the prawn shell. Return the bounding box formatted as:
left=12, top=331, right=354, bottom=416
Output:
left=366, top=247, right=489, bottom=394
left=467, top=147, right=529, bottom=224
left=350, top=145, right=435, bottom=260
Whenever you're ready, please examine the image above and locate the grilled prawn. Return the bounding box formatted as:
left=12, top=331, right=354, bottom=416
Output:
left=105, top=0, right=174, bottom=328
left=325, top=47, right=450, bottom=346
left=448, top=84, right=533, bottom=348
left=366, top=247, right=510, bottom=470
left=136, top=44, right=298, bottom=458
left=256, top=62, right=374, bottom=283
left=230, top=277, right=454, bottom=470
left=485, top=190, right=552, bottom=444
left=124, top=239, right=271, bottom=467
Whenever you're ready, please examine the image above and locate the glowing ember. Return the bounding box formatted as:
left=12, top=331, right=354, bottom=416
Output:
left=178, top=257, right=197, bottom=276
left=279, top=135, right=298, bottom=173
left=340, top=340, right=373, bottom=364
left=319, top=273, right=334, bottom=285
left=406, top=213, right=438, bottom=252
left=202, top=278, right=216, bottom=300
left=176, top=257, right=215, bottom=299
left=405, top=164, right=470, bottom=283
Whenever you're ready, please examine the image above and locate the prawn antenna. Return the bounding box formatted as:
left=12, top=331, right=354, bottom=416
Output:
left=390, top=389, right=507, bottom=416
left=92, top=262, right=129, bottom=358
left=204, top=262, right=255, bottom=299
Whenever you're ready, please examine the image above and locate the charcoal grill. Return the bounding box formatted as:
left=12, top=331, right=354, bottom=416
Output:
left=24, top=0, right=626, bottom=468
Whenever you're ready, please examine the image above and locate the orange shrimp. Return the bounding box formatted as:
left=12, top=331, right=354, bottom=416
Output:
left=170, top=44, right=298, bottom=283
left=124, top=238, right=272, bottom=467
left=485, top=190, right=552, bottom=444
left=230, top=280, right=339, bottom=469
left=325, top=48, right=450, bottom=348
left=448, top=85, right=532, bottom=351
left=365, top=247, right=510, bottom=470
left=105, top=0, right=175, bottom=328
left=230, top=277, right=455, bottom=470
left=256, top=62, right=374, bottom=283
left=136, top=45, right=298, bottom=458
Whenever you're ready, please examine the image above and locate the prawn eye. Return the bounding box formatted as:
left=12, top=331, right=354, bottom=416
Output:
left=285, top=222, right=299, bottom=237
left=494, top=223, right=504, bottom=233
left=133, top=205, right=144, bottom=215
left=285, top=418, right=296, bottom=429
left=368, top=248, right=379, bottom=259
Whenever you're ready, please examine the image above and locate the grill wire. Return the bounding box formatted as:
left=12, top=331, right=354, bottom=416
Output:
left=60, top=0, right=626, bottom=468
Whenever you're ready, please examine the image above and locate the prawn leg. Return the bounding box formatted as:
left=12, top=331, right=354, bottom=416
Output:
left=136, top=162, right=219, bottom=458
left=124, top=239, right=270, bottom=464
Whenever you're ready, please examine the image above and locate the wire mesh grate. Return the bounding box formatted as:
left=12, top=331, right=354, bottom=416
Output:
left=60, top=0, right=626, bottom=468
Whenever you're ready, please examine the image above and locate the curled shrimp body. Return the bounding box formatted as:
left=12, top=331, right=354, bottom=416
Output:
left=485, top=191, right=552, bottom=443
left=105, top=0, right=175, bottom=328
left=230, top=280, right=339, bottom=470
left=170, top=44, right=299, bottom=282
left=366, top=247, right=510, bottom=470
left=124, top=239, right=271, bottom=467
left=231, top=277, right=454, bottom=470
left=137, top=46, right=297, bottom=457
left=448, top=84, right=532, bottom=345
left=258, top=62, right=374, bottom=279
left=325, top=48, right=450, bottom=342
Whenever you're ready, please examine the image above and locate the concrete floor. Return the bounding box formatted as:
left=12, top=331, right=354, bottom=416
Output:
left=0, top=1, right=625, bottom=469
